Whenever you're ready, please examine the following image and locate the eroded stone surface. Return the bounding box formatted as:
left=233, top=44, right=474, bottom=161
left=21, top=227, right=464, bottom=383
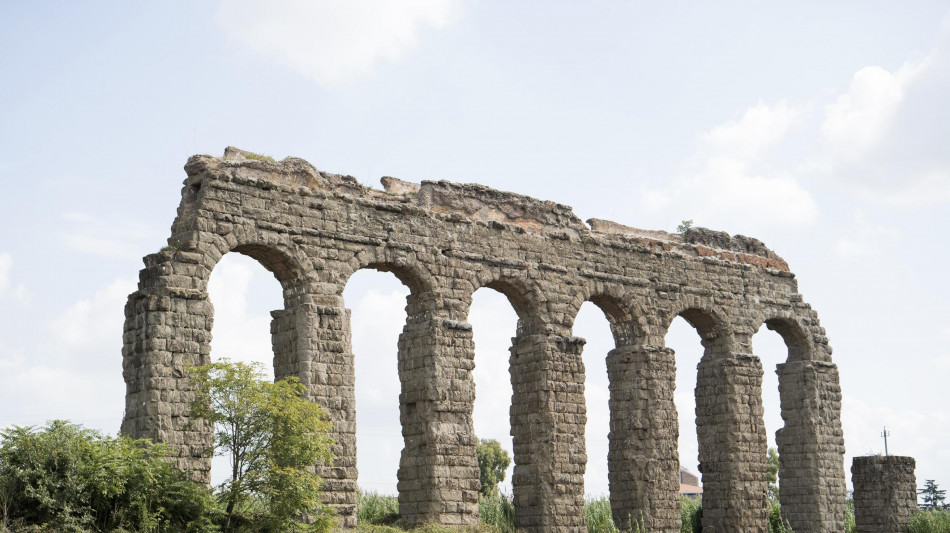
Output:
left=121, top=147, right=846, bottom=532
left=852, top=456, right=917, bottom=533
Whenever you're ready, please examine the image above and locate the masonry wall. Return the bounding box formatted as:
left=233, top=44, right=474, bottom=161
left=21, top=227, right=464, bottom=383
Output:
left=852, top=456, right=918, bottom=533
left=121, top=147, right=847, bottom=532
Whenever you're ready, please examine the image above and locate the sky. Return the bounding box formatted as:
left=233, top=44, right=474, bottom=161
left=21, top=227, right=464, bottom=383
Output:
left=1, top=1, right=949, bottom=500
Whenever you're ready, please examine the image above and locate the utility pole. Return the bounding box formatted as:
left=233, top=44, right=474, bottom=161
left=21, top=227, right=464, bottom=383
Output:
left=881, top=426, right=891, bottom=456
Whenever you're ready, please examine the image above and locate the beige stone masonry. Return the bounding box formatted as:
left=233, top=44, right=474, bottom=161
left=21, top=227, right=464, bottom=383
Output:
left=121, top=148, right=846, bottom=532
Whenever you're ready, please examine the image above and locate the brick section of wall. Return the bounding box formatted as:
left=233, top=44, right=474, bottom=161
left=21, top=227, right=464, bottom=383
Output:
left=120, top=149, right=848, bottom=531
left=606, top=345, right=680, bottom=532
left=696, top=354, right=770, bottom=532
left=852, top=456, right=917, bottom=533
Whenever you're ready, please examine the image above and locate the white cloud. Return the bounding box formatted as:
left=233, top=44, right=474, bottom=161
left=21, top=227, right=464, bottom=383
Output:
left=216, top=0, right=461, bottom=87
left=834, top=209, right=900, bottom=259
left=822, top=58, right=931, bottom=163
left=61, top=212, right=158, bottom=260
left=641, top=100, right=819, bottom=229
left=854, top=169, right=950, bottom=208
left=50, top=277, right=137, bottom=353
left=0, top=253, right=11, bottom=297
left=701, top=101, right=803, bottom=160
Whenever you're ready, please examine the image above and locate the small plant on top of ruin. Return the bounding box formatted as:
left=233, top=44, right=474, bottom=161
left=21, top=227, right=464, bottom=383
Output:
left=160, top=239, right=183, bottom=254
left=242, top=151, right=275, bottom=163
left=676, top=219, right=693, bottom=234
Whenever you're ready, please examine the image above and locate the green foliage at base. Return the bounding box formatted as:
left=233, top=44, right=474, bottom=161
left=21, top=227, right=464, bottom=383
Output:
left=909, top=509, right=950, bottom=533
left=188, top=359, right=335, bottom=532
left=0, top=420, right=216, bottom=533
left=357, top=491, right=399, bottom=526
left=680, top=497, right=702, bottom=533
left=478, top=493, right=514, bottom=532
left=845, top=498, right=856, bottom=533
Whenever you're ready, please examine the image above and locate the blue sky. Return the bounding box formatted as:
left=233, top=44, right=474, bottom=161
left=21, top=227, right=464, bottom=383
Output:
left=1, top=1, right=949, bottom=498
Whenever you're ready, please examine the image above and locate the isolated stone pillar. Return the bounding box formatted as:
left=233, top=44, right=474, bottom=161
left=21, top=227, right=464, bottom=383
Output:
left=852, top=456, right=917, bottom=533
left=509, top=333, right=587, bottom=533
left=606, top=344, right=680, bottom=532
left=396, top=308, right=481, bottom=527
left=776, top=360, right=847, bottom=532
left=695, top=353, right=769, bottom=532
left=121, top=252, right=215, bottom=483
left=274, top=294, right=358, bottom=527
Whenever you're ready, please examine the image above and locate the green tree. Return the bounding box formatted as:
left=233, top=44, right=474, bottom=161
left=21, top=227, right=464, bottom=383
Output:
left=677, top=219, right=694, bottom=234
left=475, top=438, right=511, bottom=498
left=919, top=479, right=947, bottom=510
left=188, top=359, right=335, bottom=532
left=766, top=447, right=780, bottom=501
left=0, top=420, right=216, bottom=532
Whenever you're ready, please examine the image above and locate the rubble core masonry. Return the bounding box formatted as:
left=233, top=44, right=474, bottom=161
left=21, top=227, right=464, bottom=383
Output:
left=120, top=147, right=846, bottom=532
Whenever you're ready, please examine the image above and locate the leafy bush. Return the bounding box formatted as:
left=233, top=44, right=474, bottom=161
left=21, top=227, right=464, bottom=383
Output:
left=680, top=497, right=702, bottom=533
left=0, top=420, right=216, bottom=533
left=478, top=493, right=514, bottom=532
left=358, top=491, right=399, bottom=525
left=909, top=509, right=950, bottom=533
left=767, top=498, right=793, bottom=533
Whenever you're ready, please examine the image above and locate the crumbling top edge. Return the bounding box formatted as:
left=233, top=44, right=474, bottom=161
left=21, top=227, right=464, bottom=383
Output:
left=587, top=218, right=790, bottom=272
left=183, top=149, right=789, bottom=270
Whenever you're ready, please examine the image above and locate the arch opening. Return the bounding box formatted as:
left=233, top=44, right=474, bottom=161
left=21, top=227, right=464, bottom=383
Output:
left=572, top=301, right=616, bottom=500
left=205, top=251, right=286, bottom=487
left=469, top=287, right=519, bottom=498
left=752, top=316, right=812, bottom=507
left=343, top=268, right=411, bottom=499
left=667, top=315, right=706, bottom=499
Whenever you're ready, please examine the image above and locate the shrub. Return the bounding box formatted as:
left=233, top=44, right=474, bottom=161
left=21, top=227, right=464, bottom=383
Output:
left=909, top=509, right=950, bottom=533
left=478, top=492, right=514, bottom=532
left=357, top=491, right=399, bottom=525
left=680, top=497, right=702, bottom=533
left=0, top=420, right=216, bottom=533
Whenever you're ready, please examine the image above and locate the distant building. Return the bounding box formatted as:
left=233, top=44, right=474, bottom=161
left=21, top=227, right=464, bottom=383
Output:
left=680, top=467, right=702, bottom=499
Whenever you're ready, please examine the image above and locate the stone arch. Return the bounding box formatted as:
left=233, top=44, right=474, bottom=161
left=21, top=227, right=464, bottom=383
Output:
left=750, top=312, right=815, bottom=364
left=187, top=232, right=312, bottom=299
left=343, top=246, right=437, bottom=297
left=469, top=268, right=547, bottom=337
left=750, top=310, right=841, bottom=532
left=659, top=300, right=736, bottom=358
left=565, top=285, right=649, bottom=347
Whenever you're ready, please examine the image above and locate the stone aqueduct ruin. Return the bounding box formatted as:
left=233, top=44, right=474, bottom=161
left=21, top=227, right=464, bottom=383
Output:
left=121, top=148, right=846, bottom=532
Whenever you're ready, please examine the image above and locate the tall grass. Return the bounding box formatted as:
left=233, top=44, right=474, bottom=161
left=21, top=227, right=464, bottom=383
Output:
left=354, top=492, right=801, bottom=533
left=585, top=497, right=620, bottom=533
left=909, top=509, right=950, bottom=533
left=357, top=490, right=400, bottom=525
left=479, top=493, right=515, bottom=532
